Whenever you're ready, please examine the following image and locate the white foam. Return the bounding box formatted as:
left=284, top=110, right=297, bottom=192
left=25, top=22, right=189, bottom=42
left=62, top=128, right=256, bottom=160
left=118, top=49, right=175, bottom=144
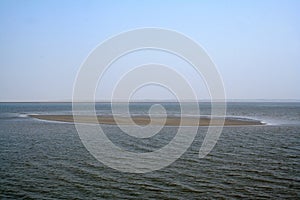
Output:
left=18, top=114, right=28, bottom=118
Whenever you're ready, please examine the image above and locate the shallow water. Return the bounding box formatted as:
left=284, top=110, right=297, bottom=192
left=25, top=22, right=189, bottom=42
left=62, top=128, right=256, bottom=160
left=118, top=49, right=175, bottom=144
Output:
left=0, top=102, right=299, bottom=199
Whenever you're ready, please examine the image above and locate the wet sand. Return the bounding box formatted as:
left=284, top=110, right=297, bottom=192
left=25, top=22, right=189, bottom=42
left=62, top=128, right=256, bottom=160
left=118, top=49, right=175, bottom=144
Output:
left=29, top=115, right=265, bottom=126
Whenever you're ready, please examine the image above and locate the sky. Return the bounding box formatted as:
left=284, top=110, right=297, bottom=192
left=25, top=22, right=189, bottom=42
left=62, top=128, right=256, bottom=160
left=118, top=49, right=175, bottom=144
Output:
left=0, top=0, right=300, bottom=101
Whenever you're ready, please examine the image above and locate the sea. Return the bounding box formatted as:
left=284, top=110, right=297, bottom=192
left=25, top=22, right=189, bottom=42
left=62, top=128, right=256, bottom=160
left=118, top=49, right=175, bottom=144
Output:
left=0, top=102, right=299, bottom=199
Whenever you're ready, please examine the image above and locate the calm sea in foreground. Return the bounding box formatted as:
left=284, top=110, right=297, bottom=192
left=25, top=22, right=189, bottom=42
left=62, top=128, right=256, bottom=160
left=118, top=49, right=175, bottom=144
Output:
left=1, top=102, right=299, bottom=199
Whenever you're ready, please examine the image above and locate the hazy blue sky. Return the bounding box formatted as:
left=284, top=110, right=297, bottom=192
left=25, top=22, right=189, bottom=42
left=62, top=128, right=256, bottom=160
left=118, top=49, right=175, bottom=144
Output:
left=1, top=0, right=300, bottom=101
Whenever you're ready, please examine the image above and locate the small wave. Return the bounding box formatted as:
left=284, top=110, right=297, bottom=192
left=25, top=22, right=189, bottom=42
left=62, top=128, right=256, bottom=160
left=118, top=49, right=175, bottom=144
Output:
left=0, top=113, right=32, bottom=121
left=0, top=113, right=20, bottom=119
left=18, top=113, right=28, bottom=118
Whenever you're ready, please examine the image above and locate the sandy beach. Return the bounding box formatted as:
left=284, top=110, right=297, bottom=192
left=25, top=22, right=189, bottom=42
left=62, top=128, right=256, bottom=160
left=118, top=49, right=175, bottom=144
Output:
left=29, top=115, right=265, bottom=126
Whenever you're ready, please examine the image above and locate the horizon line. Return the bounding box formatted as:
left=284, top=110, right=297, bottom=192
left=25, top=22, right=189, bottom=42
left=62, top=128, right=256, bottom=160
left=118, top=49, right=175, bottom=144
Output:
left=1, top=99, right=300, bottom=103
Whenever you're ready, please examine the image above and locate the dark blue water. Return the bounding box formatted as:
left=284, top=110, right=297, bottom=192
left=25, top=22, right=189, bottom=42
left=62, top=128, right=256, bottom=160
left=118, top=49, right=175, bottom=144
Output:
left=0, top=102, right=299, bottom=199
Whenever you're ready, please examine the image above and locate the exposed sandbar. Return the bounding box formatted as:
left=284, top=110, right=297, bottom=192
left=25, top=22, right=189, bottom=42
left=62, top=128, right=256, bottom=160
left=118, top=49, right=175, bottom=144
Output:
left=29, top=115, right=265, bottom=126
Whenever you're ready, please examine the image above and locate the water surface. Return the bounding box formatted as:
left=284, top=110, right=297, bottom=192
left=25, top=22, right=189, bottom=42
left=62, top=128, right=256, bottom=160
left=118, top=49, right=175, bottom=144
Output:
left=0, top=102, right=299, bottom=199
